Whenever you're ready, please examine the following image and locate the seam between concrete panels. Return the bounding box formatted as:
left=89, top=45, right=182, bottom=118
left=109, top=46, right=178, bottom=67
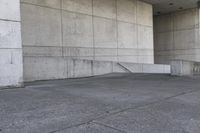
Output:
left=92, top=0, right=95, bottom=61
left=91, top=0, right=95, bottom=76
left=116, top=0, right=119, bottom=62
left=60, top=0, right=64, bottom=57
left=198, top=8, right=200, bottom=49
left=172, top=13, right=175, bottom=59
left=136, top=0, right=139, bottom=63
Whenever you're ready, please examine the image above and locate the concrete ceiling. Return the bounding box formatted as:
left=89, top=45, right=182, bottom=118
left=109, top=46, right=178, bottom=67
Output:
left=142, top=0, right=199, bottom=15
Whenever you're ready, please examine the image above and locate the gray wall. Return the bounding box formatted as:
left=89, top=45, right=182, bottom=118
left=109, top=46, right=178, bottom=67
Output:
left=21, top=0, right=154, bottom=81
left=154, top=8, right=200, bottom=64
left=0, top=0, right=23, bottom=87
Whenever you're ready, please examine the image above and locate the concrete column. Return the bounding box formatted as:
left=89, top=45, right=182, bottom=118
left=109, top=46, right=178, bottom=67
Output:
left=0, top=0, right=23, bottom=87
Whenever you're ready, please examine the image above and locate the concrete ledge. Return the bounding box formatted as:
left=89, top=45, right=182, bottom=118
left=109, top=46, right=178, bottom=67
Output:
left=23, top=57, right=170, bottom=82
left=71, top=59, right=170, bottom=78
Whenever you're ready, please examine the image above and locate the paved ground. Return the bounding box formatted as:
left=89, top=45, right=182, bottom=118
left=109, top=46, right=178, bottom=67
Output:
left=1, top=73, right=200, bottom=133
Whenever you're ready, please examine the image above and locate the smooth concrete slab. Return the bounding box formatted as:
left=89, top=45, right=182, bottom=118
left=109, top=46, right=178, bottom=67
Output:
left=137, top=1, right=153, bottom=26
left=21, top=3, right=62, bottom=46
left=93, top=0, right=116, bottom=19
left=0, top=49, right=23, bottom=87
left=23, top=57, right=67, bottom=81
left=154, top=14, right=173, bottom=33
left=154, top=32, right=174, bottom=51
left=0, top=21, right=21, bottom=49
left=173, top=9, right=198, bottom=30
left=1, top=74, right=200, bottom=132
left=118, top=22, right=137, bottom=48
left=94, top=17, right=117, bottom=48
left=62, top=11, right=93, bottom=48
left=174, top=29, right=198, bottom=49
left=137, top=25, right=153, bottom=49
left=117, top=0, right=136, bottom=23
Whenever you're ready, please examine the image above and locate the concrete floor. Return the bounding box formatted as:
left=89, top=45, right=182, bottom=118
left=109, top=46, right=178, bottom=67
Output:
left=1, top=73, right=200, bottom=133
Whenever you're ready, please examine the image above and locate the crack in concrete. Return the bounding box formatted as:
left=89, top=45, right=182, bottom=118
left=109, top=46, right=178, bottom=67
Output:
left=48, top=87, right=200, bottom=133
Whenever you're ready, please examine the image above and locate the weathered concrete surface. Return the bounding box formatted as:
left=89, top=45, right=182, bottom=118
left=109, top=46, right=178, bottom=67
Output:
left=1, top=73, right=200, bottom=133
left=154, top=8, right=200, bottom=64
left=171, top=60, right=200, bottom=76
left=0, top=0, right=23, bottom=87
left=21, top=0, right=154, bottom=82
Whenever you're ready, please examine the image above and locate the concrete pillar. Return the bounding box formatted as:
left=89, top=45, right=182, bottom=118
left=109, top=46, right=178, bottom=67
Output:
left=0, top=0, right=23, bottom=87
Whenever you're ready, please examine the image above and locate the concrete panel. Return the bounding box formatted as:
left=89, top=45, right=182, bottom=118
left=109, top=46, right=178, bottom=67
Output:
left=138, top=25, right=153, bottom=49
left=93, top=61, right=113, bottom=75
left=138, top=49, right=153, bottom=56
left=21, top=4, right=62, bottom=46
left=142, top=64, right=165, bottom=73
left=173, top=9, right=198, bottom=30
left=118, top=56, right=138, bottom=63
left=95, top=56, right=118, bottom=62
left=154, top=14, right=173, bottom=33
left=62, top=11, right=93, bottom=47
left=118, top=49, right=138, bottom=56
left=62, top=0, right=92, bottom=15
left=138, top=55, right=154, bottom=64
left=137, top=1, right=152, bottom=26
left=117, top=0, right=136, bottom=23
left=154, top=32, right=173, bottom=51
left=174, top=29, right=197, bottom=49
left=95, top=48, right=117, bottom=56
left=21, top=0, right=61, bottom=9
left=0, top=49, right=23, bottom=87
left=23, top=46, right=62, bottom=57
left=118, top=22, right=137, bottom=48
left=24, top=57, right=66, bottom=81
left=0, top=21, right=21, bottom=48
left=174, top=54, right=199, bottom=62
left=93, top=0, right=116, bottom=19
left=63, top=47, right=94, bottom=57
left=94, top=17, right=117, bottom=48
left=73, top=59, right=92, bottom=77
left=155, top=55, right=173, bottom=65
left=0, top=0, right=20, bottom=21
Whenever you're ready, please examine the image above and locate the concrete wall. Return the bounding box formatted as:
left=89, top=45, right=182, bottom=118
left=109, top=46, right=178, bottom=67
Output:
left=21, top=0, right=154, bottom=81
left=154, top=8, right=200, bottom=64
left=0, top=0, right=23, bottom=87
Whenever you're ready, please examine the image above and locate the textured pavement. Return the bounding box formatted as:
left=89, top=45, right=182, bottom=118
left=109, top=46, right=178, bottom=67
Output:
left=1, top=73, right=200, bottom=133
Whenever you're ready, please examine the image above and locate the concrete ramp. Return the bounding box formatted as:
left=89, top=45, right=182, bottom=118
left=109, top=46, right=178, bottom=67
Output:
left=69, top=59, right=171, bottom=79
left=118, top=62, right=170, bottom=74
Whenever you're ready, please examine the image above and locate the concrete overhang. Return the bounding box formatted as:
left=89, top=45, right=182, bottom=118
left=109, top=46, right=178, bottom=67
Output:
left=142, top=0, right=199, bottom=15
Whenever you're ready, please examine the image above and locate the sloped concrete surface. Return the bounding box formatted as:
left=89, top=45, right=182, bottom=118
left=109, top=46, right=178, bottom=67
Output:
left=1, top=73, right=200, bottom=133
